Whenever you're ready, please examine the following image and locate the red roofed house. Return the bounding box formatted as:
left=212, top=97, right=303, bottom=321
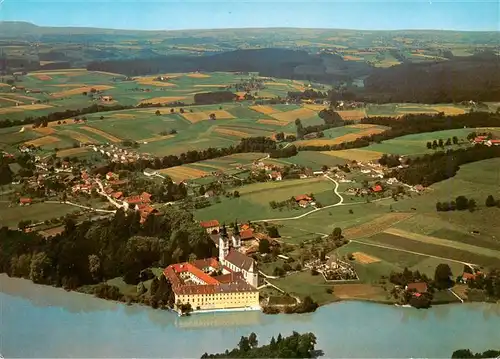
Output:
left=137, top=204, right=159, bottom=224
left=19, top=198, right=32, bottom=206
left=106, top=172, right=118, bottom=181
left=371, top=185, right=383, bottom=193
left=124, top=192, right=152, bottom=206
left=473, top=136, right=487, bottom=144
left=200, top=219, right=220, bottom=234
left=111, top=191, right=123, bottom=199
left=239, top=229, right=255, bottom=241
left=269, top=171, right=282, bottom=181
left=406, top=282, right=428, bottom=294
left=461, top=272, right=477, bottom=283
left=295, top=194, right=312, bottom=202
left=487, top=139, right=500, bottom=146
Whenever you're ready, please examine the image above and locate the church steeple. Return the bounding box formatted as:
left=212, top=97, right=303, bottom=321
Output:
left=231, top=221, right=241, bottom=250
left=219, top=223, right=230, bottom=262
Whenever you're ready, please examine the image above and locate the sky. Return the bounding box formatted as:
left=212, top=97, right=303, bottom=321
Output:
left=0, top=0, right=498, bottom=31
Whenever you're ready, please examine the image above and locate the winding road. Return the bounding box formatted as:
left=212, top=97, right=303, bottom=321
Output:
left=253, top=174, right=344, bottom=223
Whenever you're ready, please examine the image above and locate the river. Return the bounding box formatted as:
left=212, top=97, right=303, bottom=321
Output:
left=1, top=275, right=499, bottom=358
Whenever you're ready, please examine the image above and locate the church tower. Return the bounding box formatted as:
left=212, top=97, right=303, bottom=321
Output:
left=231, top=222, right=241, bottom=251
left=218, top=224, right=230, bottom=262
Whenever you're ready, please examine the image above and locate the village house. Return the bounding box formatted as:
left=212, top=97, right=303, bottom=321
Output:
left=200, top=219, right=220, bottom=234
left=298, top=200, right=309, bottom=208
left=486, top=139, right=500, bottom=146
left=111, top=191, right=123, bottom=199
left=101, top=95, right=113, bottom=102
left=405, top=282, right=428, bottom=295
left=124, top=192, right=152, bottom=207
left=19, top=198, right=32, bottom=206
left=269, top=171, right=282, bottom=181
left=371, top=184, right=383, bottom=193
left=106, top=172, right=118, bottom=181
left=473, top=136, right=488, bottom=144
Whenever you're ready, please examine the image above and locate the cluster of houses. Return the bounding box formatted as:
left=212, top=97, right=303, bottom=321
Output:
left=472, top=135, right=500, bottom=146
left=304, top=255, right=358, bottom=281
left=88, top=144, right=153, bottom=163
left=199, top=220, right=279, bottom=256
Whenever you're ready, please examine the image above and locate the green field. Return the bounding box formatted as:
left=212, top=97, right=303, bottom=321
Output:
left=0, top=202, right=80, bottom=228
left=194, top=177, right=339, bottom=223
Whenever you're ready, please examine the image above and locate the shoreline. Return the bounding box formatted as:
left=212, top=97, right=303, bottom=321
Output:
left=2, top=274, right=495, bottom=314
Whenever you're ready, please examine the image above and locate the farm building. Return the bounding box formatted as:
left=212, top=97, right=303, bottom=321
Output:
left=371, top=185, right=383, bottom=193
left=19, top=198, right=32, bottom=206
left=200, top=219, right=220, bottom=234
left=101, top=95, right=113, bottom=102
left=406, top=282, right=428, bottom=294
left=269, top=171, right=282, bottom=181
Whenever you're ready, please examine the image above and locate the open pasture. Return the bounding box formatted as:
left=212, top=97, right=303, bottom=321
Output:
left=139, top=96, right=187, bottom=104
left=295, top=126, right=386, bottom=147
left=181, top=110, right=235, bottom=123
left=0, top=202, right=79, bottom=228
left=56, top=147, right=91, bottom=158
left=79, top=126, right=121, bottom=143
left=158, top=166, right=209, bottom=182
left=321, top=148, right=384, bottom=162
left=51, top=85, right=115, bottom=98
left=0, top=104, right=53, bottom=115
left=276, top=151, right=348, bottom=169
left=58, top=129, right=98, bottom=144
left=353, top=252, right=381, bottom=264
left=270, top=107, right=317, bottom=123
left=24, top=135, right=60, bottom=147
left=250, top=105, right=280, bottom=115
left=337, top=109, right=367, bottom=121
left=343, top=212, right=414, bottom=240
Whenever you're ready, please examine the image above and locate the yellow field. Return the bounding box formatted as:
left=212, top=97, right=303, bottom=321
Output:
left=187, top=73, right=211, bottom=78
left=0, top=83, right=11, bottom=87
left=353, top=252, right=381, bottom=264
left=134, top=77, right=177, bottom=87
left=158, top=166, right=208, bottom=182
left=193, top=84, right=227, bottom=88
left=321, top=149, right=384, bottom=162
left=303, top=104, right=327, bottom=111
left=139, top=96, right=187, bottom=104
left=29, top=70, right=87, bottom=77
left=0, top=96, right=23, bottom=104
left=214, top=127, right=250, bottom=138
left=80, top=126, right=121, bottom=143
left=270, top=108, right=317, bottom=122
left=257, top=119, right=288, bottom=126
left=51, top=83, right=88, bottom=88
left=51, top=85, right=114, bottom=98
left=139, top=135, right=175, bottom=143
left=56, top=147, right=91, bottom=158
left=24, top=136, right=60, bottom=147
left=250, top=105, right=280, bottom=115
left=343, top=213, right=413, bottom=239
left=181, top=110, right=235, bottom=123
left=348, top=123, right=378, bottom=129
left=32, top=127, right=56, bottom=135
left=338, top=110, right=367, bottom=121
left=432, top=106, right=467, bottom=115
left=0, top=104, right=53, bottom=114
left=35, top=74, right=52, bottom=80
left=59, top=129, right=98, bottom=144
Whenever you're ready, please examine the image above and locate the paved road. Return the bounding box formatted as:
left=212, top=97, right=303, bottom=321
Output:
left=253, top=175, right=344, bottom=223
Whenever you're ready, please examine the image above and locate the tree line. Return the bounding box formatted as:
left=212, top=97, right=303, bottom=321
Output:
left=201, top=331, right=321, bottom=358
left=426, top=136, right=459, bottom=149
left=2, top=207, right=216, bottom=303
left=451, top=349, right=500, bottom=359
left=387, top=145, right=500, bottom=186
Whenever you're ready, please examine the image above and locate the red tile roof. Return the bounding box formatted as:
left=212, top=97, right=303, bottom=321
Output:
left=407, top=282, right=428, bottom=293
left=239, top=229, right=254, bottom=240
left=462, top=272, right=476, bottom=280
left=106, top=172, right=115, bottom=178
left=192, top=258, right=220, bottom=271
left=19, top=197, right=32, bottom=204
left=371, top=185, right=383, bottom=192
left=200, top=219, right=220, bottom=228
left=295, top=194, right=312, bottom=202
left=111, top=191, right=123, bottom=199
left=213, top=272, right=244, bottom=283
left=166, top=262, right=219, bottom=286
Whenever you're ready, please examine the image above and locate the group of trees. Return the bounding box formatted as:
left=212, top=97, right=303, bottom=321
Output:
left=451, top=349, right=500, bottom=359
left=388, top=145, right=500, bottom=186
left=194, top=91, right=236, bottom=105
left=201, top=331, right=321, bottom=358
left=426, top=136, right=459, bottom=149
left=466, top=269, right=500, bottom=301
left=286, top=89, right=328, bottom=101
left=436, top=195, right=477, bottom=212
left=1, top=207, right=216, bottom=301
left=378, top=154, right=401, bottom=168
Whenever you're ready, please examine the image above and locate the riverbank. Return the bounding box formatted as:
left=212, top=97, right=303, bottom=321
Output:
left=1, top=273, right=500, bottom=358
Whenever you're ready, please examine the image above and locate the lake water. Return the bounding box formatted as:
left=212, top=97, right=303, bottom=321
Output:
left=1, top=275, right=499, bottom=358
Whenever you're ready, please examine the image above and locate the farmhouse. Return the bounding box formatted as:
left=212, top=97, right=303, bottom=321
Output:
left=406, top=282, right=428, bottom=294
left=101, top=96, right=113, bottom=102
left=200, top=219, right=220, bottom=234
left=124, top=192, right=152, bottom=206
left=371, top=185, right=383, bottom=193
left=269, top=171, right=282, bottom=181
left=163, top=225, right=260, bottom=313
left=106, top=172, right=118, bottom=181
left=487, top=139, right=500, bottom=146
left=19, top=198, right=32, bottom=206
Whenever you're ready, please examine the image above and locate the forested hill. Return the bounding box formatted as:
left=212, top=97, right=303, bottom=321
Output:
left=86, top=48, right=372, bottom=82
left=363, top=52, right=500, bottom=103
left=88, top=49, right=500, bottom=102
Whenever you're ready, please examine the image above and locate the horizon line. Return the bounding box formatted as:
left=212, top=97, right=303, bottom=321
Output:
left=1, top=21, right=499, bottom=33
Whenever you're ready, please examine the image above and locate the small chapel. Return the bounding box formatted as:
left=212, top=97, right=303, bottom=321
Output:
left=218, top=224, right=259, bottom=288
